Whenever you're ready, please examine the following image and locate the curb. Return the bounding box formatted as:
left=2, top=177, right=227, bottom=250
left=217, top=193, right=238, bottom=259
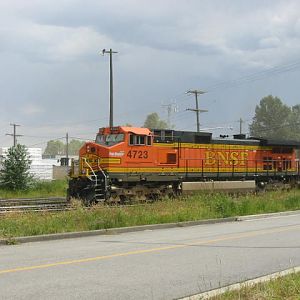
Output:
left=179, top=266, right=300, bottom=299
left=237, top=209, right=300, bottom=221
left=0, top=217, right=237, bottom=246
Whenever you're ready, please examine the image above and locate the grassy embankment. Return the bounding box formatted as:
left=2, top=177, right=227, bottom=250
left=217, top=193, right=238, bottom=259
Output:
left=211, top=271, right=300, bottom=299
left=1, top=189, right=300, bottom=239
left=0, top=180, right=67, bottom=198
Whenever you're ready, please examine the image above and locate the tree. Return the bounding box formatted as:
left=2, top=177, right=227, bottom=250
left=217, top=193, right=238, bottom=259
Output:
left=249, top=95, right=291, bottom=139
left=43, top=140, right=65, bottom=156
left=143, top=113, right=168, bottom=129
left=286, top=105, right=300, bottom=141
left=0, top=144, right=33, bottom=190
left=68, top=140, right=84, bottom=155
left=43, top=139, right=84, bottom=157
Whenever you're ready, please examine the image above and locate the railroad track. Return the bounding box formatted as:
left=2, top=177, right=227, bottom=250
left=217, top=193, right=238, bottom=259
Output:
left=0, top=197, right=70, bottom=214
left=0, top=196, right=155, bottom=214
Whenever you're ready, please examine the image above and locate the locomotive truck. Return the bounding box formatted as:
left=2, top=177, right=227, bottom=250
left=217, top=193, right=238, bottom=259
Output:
left=68, top=126, right=300, bottom=205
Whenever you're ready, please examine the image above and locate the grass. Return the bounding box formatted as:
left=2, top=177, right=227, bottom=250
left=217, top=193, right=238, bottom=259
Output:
left=1, top=189, right=300, bottom=239
left=211, top=271, right=300, bottom=299
left=0, top=180, right=67, bottom=199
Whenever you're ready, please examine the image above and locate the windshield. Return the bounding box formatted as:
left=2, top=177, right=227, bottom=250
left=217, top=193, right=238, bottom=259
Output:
left=95, top=134, right=124, bottom=146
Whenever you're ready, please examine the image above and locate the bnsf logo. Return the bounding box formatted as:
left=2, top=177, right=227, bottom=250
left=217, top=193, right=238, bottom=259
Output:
left=205, top=151, right=249, bottom=166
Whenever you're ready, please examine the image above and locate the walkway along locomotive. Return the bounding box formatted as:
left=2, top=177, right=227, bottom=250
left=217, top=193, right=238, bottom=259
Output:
left=68, top=126, right=300, bottom=204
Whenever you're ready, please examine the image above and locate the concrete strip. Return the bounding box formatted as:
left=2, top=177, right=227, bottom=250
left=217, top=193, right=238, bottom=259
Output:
left=179, top=266, right=300, bottom=300
left=0, top=217, right=237, bottom=246
left=237, top=209, right=300, bottom=221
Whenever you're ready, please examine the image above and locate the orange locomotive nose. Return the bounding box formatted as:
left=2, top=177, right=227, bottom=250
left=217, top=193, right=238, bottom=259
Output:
left=78, top=142, right=107, bottom=175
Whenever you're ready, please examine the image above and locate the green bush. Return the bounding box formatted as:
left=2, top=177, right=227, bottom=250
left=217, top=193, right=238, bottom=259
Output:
left=0, top=144, right=33, bottom=190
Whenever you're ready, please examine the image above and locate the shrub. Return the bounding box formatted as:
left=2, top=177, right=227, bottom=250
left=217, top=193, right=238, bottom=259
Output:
left=0, top=144, right=33, bottom=190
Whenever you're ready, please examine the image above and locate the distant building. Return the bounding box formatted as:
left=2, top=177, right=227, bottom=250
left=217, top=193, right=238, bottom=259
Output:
left=42, top=154, right=78, bottom=166
left=0, top=147, right=61, bottom=180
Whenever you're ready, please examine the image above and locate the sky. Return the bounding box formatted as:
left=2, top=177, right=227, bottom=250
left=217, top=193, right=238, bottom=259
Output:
left=1, top=0, right=300, bottom=149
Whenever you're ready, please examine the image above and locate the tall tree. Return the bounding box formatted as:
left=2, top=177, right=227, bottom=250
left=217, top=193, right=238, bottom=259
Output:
left=43, top=139, right=84, bottom=156
left=43, top=140, right=65, bottom=156
left=0, top=144, right=33, bottom=190
left=143, top=113, right=168, bottom=129
left=68, top=140, right=84, bottom=155
left=286, top=105, right=300, bottom=140
left=249, top=95, right=291, bottom=139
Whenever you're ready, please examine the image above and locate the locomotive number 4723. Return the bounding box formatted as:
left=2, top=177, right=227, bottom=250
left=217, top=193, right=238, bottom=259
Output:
left=127, top=150, right=148, bottom=159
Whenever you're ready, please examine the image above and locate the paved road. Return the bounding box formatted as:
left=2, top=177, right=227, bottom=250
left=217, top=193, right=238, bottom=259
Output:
left=1, top=213, right=300, bottom=300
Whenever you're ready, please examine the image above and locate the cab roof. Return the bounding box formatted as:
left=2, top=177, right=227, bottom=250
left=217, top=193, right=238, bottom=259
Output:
left=98, top=126, right=152, bottom=136
left=120, top=127, right=152, bottom=135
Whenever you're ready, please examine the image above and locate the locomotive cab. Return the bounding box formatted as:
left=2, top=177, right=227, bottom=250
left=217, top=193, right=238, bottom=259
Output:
left=70, top=126, right=154, bottom=178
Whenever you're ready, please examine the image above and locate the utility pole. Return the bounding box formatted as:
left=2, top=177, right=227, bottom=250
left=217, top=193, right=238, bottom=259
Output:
left=239, top=118, right=244, bottom=134
left=6, top=123, right=22, bottom=147
left=186, top=90, right=207, bottom=132
left=66, top=132, right=69, bottom=166
left=102, top=48, right=118, bottom=128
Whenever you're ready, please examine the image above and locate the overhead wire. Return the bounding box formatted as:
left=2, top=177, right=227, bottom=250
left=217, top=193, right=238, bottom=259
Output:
left=170, top=59, right=300, bottom=131
left=205, top=59, right=300, bottom=93
left=5, top=57, right=300, bottom=148
left=244, top=121, right=300, bottom=137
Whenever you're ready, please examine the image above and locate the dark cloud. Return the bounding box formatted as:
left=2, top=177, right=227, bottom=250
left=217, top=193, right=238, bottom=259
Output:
left=1, top=0, right=300, bottom=147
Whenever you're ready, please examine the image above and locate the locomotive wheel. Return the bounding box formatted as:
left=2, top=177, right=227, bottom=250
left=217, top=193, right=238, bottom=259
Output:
left=119, top=195, right=127, bottom=205
left=81, top=190, right=96, bottom=206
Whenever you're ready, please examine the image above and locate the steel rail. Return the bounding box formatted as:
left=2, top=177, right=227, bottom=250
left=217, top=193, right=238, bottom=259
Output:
left=0, top=197, right=69, bottom=214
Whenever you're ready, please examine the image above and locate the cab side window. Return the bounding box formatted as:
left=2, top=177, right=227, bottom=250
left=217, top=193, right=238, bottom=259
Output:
left=129, top=134, right=152, bottom=146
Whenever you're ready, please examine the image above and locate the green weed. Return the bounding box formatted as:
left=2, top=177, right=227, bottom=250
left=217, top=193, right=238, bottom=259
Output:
left=0, top=179, right=67, bottom=198
left=1, top=190, right=300, bottom=238
left=212, top=271, right=300, bottom=299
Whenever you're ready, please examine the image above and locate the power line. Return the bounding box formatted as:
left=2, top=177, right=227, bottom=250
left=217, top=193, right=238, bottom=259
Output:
left=5, top=58, right=300, bottom=146
left=205, top=59, right=300, bottom=93
left=246, top=121, right=300, bottom=137
left=69, top=136, right=94, bottom=141
left=21, top=135, right=69, bottom=139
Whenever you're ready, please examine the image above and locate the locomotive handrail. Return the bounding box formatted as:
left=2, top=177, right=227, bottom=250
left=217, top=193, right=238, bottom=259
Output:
left=82, top=158, right=98, bottom=186
left=97, top=158, right=108, bottom=193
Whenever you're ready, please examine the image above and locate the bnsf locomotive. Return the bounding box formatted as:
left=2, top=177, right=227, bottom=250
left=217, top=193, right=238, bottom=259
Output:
left=68, top=126, right=300, bottom=204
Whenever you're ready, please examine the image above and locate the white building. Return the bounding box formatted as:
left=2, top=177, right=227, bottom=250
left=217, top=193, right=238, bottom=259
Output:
left=0, top=147, right=60, bottom=180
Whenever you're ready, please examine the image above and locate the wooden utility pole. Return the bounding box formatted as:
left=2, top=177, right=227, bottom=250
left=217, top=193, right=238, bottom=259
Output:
left=66, top=132, right=69, bottom=166
left=186, top=90, right=207, bottom=132
left=6, top=123, right=22, bottom=147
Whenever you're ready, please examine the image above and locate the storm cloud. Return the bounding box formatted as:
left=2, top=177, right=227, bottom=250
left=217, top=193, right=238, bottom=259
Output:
left=1, top=0, right=300, bottom=147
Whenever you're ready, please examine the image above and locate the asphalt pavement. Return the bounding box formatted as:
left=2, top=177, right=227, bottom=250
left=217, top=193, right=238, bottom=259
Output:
left=0, top=213, right=300, bottom=299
